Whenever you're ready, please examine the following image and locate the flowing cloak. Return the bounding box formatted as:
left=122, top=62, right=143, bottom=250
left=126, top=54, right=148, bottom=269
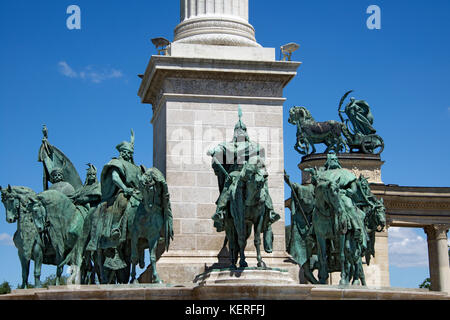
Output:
left=100, top=158, right=142, bottom=202
left=287, top=183, right=315, bottom=267
left=129, top=168, right=174, bottom=252
left=38, top=138, right=82, bottom=192
left=344, top=99, right=376, bottom=136
left=87, top=158, right=142, bottom=255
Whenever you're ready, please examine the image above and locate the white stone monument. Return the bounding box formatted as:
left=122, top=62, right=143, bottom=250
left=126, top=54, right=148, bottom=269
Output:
left=138, top=0, right=301, bottom=283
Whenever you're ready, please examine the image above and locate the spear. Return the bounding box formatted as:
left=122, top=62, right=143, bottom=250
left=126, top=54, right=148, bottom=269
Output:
left=284, top=170, right=311, bottom=228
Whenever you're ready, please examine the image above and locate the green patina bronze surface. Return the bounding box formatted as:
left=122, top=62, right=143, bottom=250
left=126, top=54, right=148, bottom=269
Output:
left=208, top=106, right=280, bottom=269
left=289, top=91, right=384, bottom=156
left=285, top=154, right=386, bottom=285
left=1, top=127, right=173, bottom=286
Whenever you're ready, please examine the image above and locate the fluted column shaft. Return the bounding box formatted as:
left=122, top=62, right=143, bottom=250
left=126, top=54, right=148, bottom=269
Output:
left=424, top=225, right=450, bottom=294
left=175, top=0, right=259, bottom=47
left=181, top=0, right=248, bottom=21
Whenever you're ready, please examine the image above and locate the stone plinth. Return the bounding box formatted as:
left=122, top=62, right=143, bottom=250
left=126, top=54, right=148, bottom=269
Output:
left=1, top=284, right=447, bottom=300
left=298, top=153, right=385, bottom=185
left=193, top=267, right=297, bottom=285
left=138, top=54, right=301, bottom=284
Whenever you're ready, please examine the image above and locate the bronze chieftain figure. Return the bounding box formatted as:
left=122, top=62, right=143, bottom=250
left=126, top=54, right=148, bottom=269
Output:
left=1, top=127, right=174, bottom=286
left=286, top=154, right=386, bottom=285
left=208, top=107, right=280, bottom=269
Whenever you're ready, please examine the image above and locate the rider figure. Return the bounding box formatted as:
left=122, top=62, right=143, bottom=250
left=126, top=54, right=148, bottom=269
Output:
left=208, top=107, right=279, bottom=259
left=48, top=167, right=75, bottom=197
left=87, top=130, right=142, bottom=278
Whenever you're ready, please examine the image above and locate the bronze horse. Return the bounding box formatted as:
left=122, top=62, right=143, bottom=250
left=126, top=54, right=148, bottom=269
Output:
left=288, top=106, right=346, bottom=155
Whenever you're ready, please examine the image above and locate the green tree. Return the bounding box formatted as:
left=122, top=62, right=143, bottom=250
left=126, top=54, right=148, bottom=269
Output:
left=0, top=281, right=12, bottom=295
left=15, top=275, right=69, bottom=290
left=419, top=278, right=431, bottom=289
left=41, top=275, right=68, bottom=288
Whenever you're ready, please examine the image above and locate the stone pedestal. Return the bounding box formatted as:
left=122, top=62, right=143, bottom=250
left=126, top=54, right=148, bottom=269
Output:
left=193, top=267, right=297, bottom=285
left=137, top=54, right=301, bottom=284
left=138, top=0, right=301, bottom=284
left=2, top=283, right=447, bottom=300
left=298, top=153, right=385, bottom=185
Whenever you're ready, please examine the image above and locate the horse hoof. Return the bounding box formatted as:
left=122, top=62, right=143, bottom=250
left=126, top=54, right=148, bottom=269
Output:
left=339, top=279, right=349, bottom=286
left=239, top=261, right=248, bottom=268
left=257, top=261, right=267, bottom=268
left=153, top=278, right=163, bottom=284
left=352, top=280, right=361, bottom=286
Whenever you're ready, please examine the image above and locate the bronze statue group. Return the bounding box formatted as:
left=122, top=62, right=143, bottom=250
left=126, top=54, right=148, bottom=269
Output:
left=1, top=95, right=386, bottom=288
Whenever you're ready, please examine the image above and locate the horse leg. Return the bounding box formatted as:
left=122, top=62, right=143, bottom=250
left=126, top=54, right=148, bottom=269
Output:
left=254, top=214, right=266, bottom=268
left=18, top=252, right=30, bottom=289
left=225, top=227, right=237, bottom=269
left=316, top=236, right=328, bottom=284
left=351, top=240, right=363, bottom=286
left=309, top=139, right=316, bottom=154
left=96, top=250, right=106, bottom=284
left=130, top=235, right=139, bottom=283
left=238, top=222, right=251, bottom=268
left=357, top=259, right=367, bottom=286
left=148, top=234, right=162, bottom=284
left=117, top=245, right=131, bottom=284
left=339, top=235, right=349, bottom=285
left=302, top=261, right=319, bottom=284
left=32, top=243, right=43, bottom=288
left=130, top=263, right=138, bottom=284
left=55, top=253, right=64, bottom=286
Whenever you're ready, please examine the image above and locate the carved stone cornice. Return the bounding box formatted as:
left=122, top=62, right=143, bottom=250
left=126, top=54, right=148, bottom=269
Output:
left=138, top=56, right=301, bottom=110
left=383, top=199, right=450, bottom=212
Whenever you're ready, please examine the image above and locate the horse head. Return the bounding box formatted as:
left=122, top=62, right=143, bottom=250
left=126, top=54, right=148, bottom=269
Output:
left=289, top=106, right=313, bottom=125
left=370, top=199, right=386, bottom=232
left=1, top=185, right=18, bottom=223
left=317, top=178, right=347, bottom=216
left=138, top=168, right=160, bottom=210
left=1, top=185, right=36, bottom=224
left=28, top=196, right=48, bottom=233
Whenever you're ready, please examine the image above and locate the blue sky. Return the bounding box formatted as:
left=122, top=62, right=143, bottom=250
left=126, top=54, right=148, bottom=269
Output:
left=1, top=0, right=449, bottom=289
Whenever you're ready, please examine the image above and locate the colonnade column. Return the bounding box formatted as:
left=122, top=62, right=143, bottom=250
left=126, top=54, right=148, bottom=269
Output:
left=424, top=224, right=450, bottom=294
